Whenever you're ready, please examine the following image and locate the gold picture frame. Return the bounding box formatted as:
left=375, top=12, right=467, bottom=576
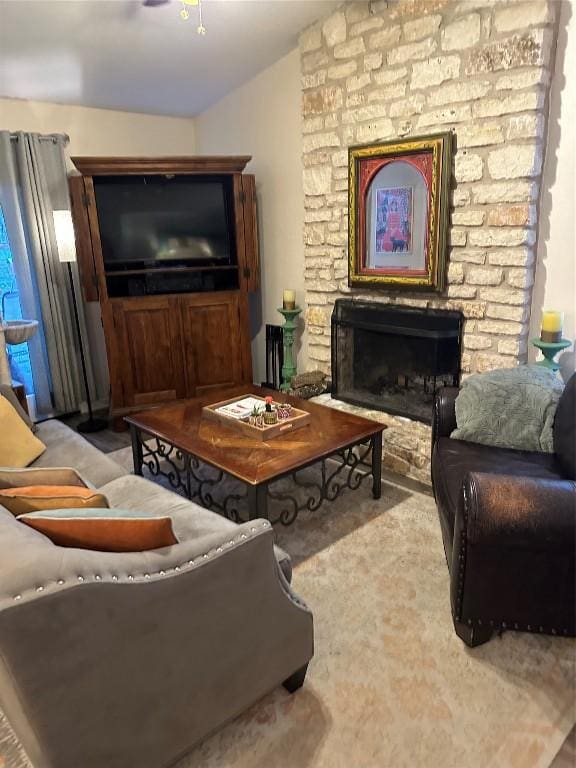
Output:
left=348, top=132, right=453, bottom=292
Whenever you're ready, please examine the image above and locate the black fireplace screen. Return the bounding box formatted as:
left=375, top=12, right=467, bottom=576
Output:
left=331, top=300, right=463, bottom=423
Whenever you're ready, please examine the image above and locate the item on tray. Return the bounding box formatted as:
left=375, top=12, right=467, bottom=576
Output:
left=276, top=403, right=293, bottom=420
left=264, top=396, right=278, bottom=425
left=215, top=396, right=264, bottom=421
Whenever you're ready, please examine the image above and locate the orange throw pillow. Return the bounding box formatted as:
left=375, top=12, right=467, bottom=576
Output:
left=0, top=485, right=109, bottom=517
left=18, top=509, right=178, bottom=552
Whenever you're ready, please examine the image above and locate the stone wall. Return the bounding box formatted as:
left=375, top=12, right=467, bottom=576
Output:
left=299, top=0, right=559, bottom=484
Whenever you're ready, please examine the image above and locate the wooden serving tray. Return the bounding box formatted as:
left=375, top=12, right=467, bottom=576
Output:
left=202, top=395, right=311, bottom=440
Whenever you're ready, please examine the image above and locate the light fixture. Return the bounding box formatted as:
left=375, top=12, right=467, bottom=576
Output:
left=53, top=210, right=76, bottom=263
left=53, top=210, right=107, bottom=433
left=180, top=0, right=206, bottom=35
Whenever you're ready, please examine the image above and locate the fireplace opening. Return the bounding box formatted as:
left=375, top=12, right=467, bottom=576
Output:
left=331, top=300, right=463, bottom=423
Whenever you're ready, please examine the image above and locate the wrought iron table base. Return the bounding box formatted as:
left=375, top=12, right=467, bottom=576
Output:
left=130, top=425, right=383, bottom=526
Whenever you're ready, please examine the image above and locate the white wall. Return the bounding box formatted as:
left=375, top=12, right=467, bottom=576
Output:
left=531, top=0, right=576, bottom=380
left=194, top=49, right=307, bottom=384
left=0, top=97, right=196, bottom=401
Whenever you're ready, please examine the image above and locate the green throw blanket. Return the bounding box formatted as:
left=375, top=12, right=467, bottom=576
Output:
left=452, top=365, right=564, bottom=453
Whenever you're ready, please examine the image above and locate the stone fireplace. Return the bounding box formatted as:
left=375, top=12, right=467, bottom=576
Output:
left=331, top=300, right=462, bottom=422
left=300, top=0, right=558, bottom=484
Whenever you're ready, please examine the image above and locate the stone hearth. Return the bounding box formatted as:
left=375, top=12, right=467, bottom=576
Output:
left=299, top=0, right=558, bottom=482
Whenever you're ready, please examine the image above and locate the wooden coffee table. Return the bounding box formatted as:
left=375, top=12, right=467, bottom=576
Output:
left=125, top=385, right=385, bottom=525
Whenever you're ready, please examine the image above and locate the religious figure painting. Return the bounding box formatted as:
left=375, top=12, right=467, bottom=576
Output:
left=348, top=132, right=453, bottom=292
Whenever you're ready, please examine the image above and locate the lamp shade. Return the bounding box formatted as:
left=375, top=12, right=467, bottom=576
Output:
left=53, top=210, right=76, bottom=263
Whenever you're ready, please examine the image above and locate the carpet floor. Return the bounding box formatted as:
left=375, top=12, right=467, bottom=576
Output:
left=1, top=446, right=574, bottom=768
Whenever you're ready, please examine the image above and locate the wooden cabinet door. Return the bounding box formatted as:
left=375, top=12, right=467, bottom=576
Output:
left=179, top=292, right=248, bottom=396
left=111, top=297, right=186, bottom=408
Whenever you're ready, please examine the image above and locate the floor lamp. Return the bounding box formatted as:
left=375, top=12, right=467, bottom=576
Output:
left=53, top=210, right=107, bottom=433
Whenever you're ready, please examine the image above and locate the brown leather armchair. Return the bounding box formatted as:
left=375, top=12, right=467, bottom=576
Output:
left=431, top=374, right=576, bottom=647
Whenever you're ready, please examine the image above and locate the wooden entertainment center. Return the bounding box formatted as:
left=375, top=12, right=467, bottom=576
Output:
left=69, top=156, right=258, bottom=422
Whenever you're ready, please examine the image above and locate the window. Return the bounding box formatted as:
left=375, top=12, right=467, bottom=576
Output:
left=0, top=207, right=34, bottom=393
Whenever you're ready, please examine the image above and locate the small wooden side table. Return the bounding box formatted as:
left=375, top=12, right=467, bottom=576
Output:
left=10, top=380, right=29, bottom=415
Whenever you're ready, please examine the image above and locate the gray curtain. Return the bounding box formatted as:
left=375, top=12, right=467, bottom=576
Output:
left=0, top=131, right=92, bottom=417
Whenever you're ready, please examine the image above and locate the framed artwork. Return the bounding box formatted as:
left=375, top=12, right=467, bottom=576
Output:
left=348, top=132, right=453, bottom=292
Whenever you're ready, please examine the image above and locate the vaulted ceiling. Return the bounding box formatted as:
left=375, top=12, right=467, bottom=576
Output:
left=0, top=0, right=341, bottom=116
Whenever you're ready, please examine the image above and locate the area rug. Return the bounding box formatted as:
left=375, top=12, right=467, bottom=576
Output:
left=1, top=448, right=574, bottom=768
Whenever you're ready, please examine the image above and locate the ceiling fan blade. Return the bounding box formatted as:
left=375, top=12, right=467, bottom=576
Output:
left=142, top=0, right=171, bottom=7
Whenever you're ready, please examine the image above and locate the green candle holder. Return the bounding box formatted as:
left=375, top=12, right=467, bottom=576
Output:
left=278, top=307, right=302, bottom=392
left=531, top=338, right=572, bottom=372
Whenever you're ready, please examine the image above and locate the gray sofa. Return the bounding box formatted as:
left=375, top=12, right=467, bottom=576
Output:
left=0, top=419, right=314, bottom=768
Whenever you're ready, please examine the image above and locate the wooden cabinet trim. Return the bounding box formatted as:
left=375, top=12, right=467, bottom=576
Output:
left=71, top=156, right=251, bottom=176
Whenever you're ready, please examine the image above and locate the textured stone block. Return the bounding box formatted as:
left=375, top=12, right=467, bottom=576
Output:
left=371, top=83, right=407, bottom=102
left=465, top=30, right=551, bottom=75
left=374, top=66, right=408, bottom=84
left=411, top=55, right=460, bottom=88
left=475, top=353, right=517, bottom=372
left=327, top=61, right=358, bottom=80
left=347, top=73, right=371, bottom=92
left=464, top=334, right=492, bottom=350
left=487, top=205, right=535, bottom=227
left=448, top=262, right=464, bottom=284
left=428, top=79, right=491, bottom=106
left=454, top=152, right=483, bottom=182
left=323, top=11, right=347, bottom=47
left=507, top=114, right=545, bottom=140
left=453, top=188, right=471, bottom=207
left=466, top=266, right=504, bottom=285
left=452, top=208, right=485, bottom=226
left=496, top=69, right=549, bottom=90
left=474, top=91, right=544, bottom=118
left=457, top=123, right=504, bottom=148
left=507, top=268, right=534, bottom=289
left=300, top=24, right=322, bottom=54
left=472, top=181, right=537, bottom=204
left=303, top=87, right=343, bottom=116
left=418, top=104, right=471, bottom=128
left=302, top=50, right=329, bottom=74
left=345, top=2, right=371, bottom=25
left=449, top=248, right=486, bottom=264
left=442, top=13, right=481, bottom=51
left=332, top=150, right=348, bottom=167
left=346, top=92, right=367, bottom=108
left=302, top=71, right=327, bottom=90
left=469, top=228, right=535, bottom=247
left=303, top=133, right=340, bottom=153
left=343, top=103, right=388, bottom=124
left=388, top=37, right=437, bottom=65
left=303, top=117, right=324, bottom=135
left=478, top=318, right=524, bottom=335
left=403, top=14, right=442, bottom=41
left=304, top=211, right=332, bottom=224
left=488, top=145, right=543, bottom=179
left=448, top=284, right=477, bottom=299
left=494, top=2, right=554, bottom=34
left=498, top=338, right=527, bottom=356
left=487, top=248, right=533, bottom=267
left=304, top=225, right=325, bottom=246
left=351, top=17, right=385, bottom=37
left=356, top=118, right=395, bottom=143
left=450, top=229, right=467, bottom=247
left=368, top=25, right=402, bottom=51
left=389, top=94, right=425, bottom=117
left=480, top=287, right=530, bottom=306
left=303, top=167, right=332, bottom=196
left=364, top=52, right=383, bottom=72
left=485, top=304, right=528, bottom=323
left=334, top=37, right=366, bottom=60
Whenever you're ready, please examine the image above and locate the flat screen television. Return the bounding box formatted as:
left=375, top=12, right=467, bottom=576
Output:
left=93, top=174, right=236, bottom=270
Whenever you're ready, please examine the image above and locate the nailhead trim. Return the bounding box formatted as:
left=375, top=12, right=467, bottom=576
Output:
left=9, top=521, right=274, bottom=603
